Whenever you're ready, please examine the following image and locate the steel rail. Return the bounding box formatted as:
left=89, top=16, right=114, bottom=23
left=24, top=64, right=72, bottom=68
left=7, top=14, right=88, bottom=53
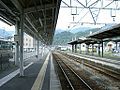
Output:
left=54, top=54, right=93, bottom=90
left=63, top=53, right=120, bottom=80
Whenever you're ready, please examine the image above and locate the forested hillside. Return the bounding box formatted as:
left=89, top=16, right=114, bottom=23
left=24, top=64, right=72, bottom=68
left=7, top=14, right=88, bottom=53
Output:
left=52, top=28, right=99, bottom=45
left=52, top=31, right=73, bottom=45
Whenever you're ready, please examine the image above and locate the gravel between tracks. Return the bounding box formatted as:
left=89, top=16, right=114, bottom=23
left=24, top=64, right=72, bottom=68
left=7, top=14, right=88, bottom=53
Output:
left=55, top=52, right=120, bottom=90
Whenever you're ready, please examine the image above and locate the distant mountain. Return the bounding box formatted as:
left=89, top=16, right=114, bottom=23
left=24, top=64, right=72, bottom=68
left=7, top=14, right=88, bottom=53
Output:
left=70, top=27, right=91, bottom=33
left=75, top=28, right=99, bottom=39
left=53, top=31, right=73, bottom=45
left=53, top=28, right=99, bottom=45
left=55, top=29, right=65, bottom=34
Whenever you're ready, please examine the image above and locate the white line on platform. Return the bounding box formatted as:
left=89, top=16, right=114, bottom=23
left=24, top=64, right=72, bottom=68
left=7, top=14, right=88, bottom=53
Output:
left=0, top=62, right=33, bottom=87
left=31, top=52, right=50, bottom=90
left=50, top=54, right=62, bottom=90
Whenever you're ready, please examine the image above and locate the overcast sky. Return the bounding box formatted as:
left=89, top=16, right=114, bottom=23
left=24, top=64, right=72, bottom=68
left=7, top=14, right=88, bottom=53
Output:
left=56, top=0, right=120, bottom=30
left=0, top=20, right=15, bottom=31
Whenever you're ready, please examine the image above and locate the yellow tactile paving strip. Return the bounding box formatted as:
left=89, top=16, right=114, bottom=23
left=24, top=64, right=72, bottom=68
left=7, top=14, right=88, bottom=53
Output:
left=31, top=52, right=50, bottom=90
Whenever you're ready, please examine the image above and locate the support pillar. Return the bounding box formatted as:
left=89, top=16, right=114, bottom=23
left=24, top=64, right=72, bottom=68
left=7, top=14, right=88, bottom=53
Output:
left=115, top=41, right=118, bottom=50
left=19, top=11, right=24, bottom=76
left=72, top=45, right=74, bottom=53
left=15, top=20, right=19, bottom=66
left=92, top=44, right=94, bottom=56
left=79, top=44, right=81, bottom=54
left=37, top=40, right=39, bottom=59
left=75, top=44, right=77, bottom=53
left=101, top=41, right=104, bottom=57
left=86, top=44, right=89, bottom=55
left=98, top=43, right=100, bottom=56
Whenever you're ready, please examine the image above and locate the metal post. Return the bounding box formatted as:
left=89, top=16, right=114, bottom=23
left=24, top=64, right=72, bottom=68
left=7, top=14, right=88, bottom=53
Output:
left=101, top=41, right=104, bottom=57
left=92, top=44, right=94, bottom=56
left=19, top=11, right=24, bottom=76
left=115, top=41, right=117, bottom=50
left=75, top=44, right=77, bottom=53
left=98, top=43, right=100, bottom=56
left=72, top=45, right=74, bottom=53
left=86, top=44, right=89, bottom=55
left=79, top=44, right=81, bottom=54
left=37, top=40, right=39, bottom=59
left=15, top=20, right=19, bottom=66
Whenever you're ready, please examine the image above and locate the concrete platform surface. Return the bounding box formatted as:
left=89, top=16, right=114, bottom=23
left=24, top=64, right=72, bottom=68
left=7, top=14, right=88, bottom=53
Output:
left=0, top=52, right=61, bottom=90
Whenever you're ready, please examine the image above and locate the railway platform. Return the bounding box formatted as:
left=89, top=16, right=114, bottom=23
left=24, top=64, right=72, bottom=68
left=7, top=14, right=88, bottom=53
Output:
left=63, top=52, right=120, bottom=70
left=0, top=50, right=119, bottom=90
left=0, top=52, right=61, bottom=90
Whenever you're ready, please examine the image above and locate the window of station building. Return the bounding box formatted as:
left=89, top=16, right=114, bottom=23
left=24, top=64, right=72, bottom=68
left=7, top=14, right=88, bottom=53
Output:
left=26, top=43, right=28, bottom=46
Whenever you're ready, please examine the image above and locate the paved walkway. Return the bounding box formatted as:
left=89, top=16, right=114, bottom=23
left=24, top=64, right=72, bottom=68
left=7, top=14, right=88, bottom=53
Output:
left=0, top=57, right=44, bottom=90
left=66, top=52, right=120, bottom=70
left=0, top=51, right=61, bottom=90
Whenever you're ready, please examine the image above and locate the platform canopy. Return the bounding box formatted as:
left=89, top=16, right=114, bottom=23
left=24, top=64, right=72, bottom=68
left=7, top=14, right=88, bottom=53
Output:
left=87, top=24, right=120, bottom=39
left=68, top=39, right=80, bottom=45
left=0, top=0, right=61, bottom=45
left=68, top=38, right=101, bottom=45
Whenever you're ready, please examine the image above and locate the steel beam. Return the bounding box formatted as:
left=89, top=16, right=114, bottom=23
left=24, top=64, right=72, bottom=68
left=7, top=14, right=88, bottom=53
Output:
left=10, top=0, right=22, bottom=12
left=24, top=23, right=39, bottom=40
left=25, top=14, right=38, bottom=33
left=61, top=6, right=120, bottom=10
left=89, top=8, right=96, bottom=24
left=0, top=17, right=13, bottom=26
left=0, top=13, right=15, bottom=25
left=75, top=0, right=86, bottom=8
left=88, top=0, right=100, bottom=7
left=24, top=4, right=55, bottom=14
left=0, top=0, right=16, bottom=16
left=25, top=14, right=45, bottom=43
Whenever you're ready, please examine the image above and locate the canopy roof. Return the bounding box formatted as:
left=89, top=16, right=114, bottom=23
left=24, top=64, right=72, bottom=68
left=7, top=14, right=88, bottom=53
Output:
left=68, top=38, right=100, bottom=45
left=87, top=24, right=120, bottom=39
left=0, top=0, right=61, bottom=45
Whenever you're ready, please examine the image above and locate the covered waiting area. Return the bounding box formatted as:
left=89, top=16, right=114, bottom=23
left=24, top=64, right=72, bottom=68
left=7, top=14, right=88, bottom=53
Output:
left=87, top=24, right=120, bottom=56
left=68, top=38, right=102, bottom=56
left=0, top=0, right=61, bottom=76
left=68, top=24, right=120, bottom=57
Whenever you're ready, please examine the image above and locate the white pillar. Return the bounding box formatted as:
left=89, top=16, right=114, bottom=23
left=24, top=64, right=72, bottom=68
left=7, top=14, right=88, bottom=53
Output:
left=79, top=44, right=81, bottom=54
left=15, top=20, right=19, bottom=66
left=19, top=11, right=24, bottom=76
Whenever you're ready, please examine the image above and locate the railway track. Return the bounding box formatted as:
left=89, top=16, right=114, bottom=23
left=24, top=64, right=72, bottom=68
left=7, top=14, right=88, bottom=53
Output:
left=62, top=53, right=120, bottom=80
left=53, top=53, right=93, bottom=90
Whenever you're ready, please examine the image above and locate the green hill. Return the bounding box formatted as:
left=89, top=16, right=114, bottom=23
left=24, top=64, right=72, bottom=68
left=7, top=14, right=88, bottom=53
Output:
left=52, top=28, right=99, bottom=45
left=52, top=31, right=73, bottom=45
